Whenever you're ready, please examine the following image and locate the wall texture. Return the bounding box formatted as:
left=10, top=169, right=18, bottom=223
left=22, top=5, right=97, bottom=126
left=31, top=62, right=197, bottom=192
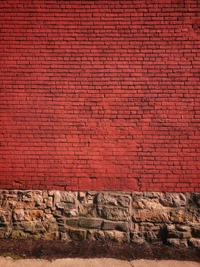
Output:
left=0, top=0, right=200, bottom=192
left=0, top=190, right=200, bottom=247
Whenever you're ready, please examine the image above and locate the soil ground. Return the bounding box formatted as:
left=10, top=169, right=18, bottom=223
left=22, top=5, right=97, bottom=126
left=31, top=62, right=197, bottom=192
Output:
left=0, top=239, right=199, bottom=262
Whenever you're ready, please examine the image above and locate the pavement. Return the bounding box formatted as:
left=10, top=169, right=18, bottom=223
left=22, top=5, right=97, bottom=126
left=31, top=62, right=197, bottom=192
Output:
left=0, top=258, right=199, bottom=267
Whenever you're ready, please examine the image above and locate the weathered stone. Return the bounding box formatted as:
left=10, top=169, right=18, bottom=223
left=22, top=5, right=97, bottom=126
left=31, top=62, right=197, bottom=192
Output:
left=97, top=193, right=131, bottom=208
left=66, top=219, right=79, bottom=227
left=170, top=209, right=190, bottom=223
left=26, top=210, right=44, bottom=221
left=167, top=238, right=188, bottom=247
left=79, top=192, right=86, bottom=199
left=60, top=192, right=76, bottom=204
left=11, top=230, right=27, bottom=239
left=102, top=221, right=128, bottom=232
left=167, top=229, right=191, bottom=239
left=130, top=232, right=147, bottom=244
left=143, top=192, right=161, bottom=199
left=78, top=193, right=97, bottom=217
left=68, top=228, right=86, bottom=241
left=78, top=218, right=103, bottom=229
left=13, top=209, right=25, bottom=221
left=132, top=199, right=163, bottom=211
left=60, top=232, right=71, bottom=241
left=45, top=197, right=53, bottom=208
left=53, top=191, right=61, bottom=208
left=193, top=194, right=200, bottom=207
left=188, top=238, right=200, bottom=248
left=132, top=210, right=169, bottom=223
left=78, top=204, right=97, bottom=217
left=87, top=230, right=105, bottom=241
left=64, top=208, right=78, bottom=217
left=104, top=230, right=129, bottom=243
left=0, top=209, right=11, bottom=224
left=160, top=193, right=187, bottom=207
left=43, top=231, right=60, bottom=240
left=97, top=206, right=130, bottom=221
left=0, top=189, right=199, bottom=247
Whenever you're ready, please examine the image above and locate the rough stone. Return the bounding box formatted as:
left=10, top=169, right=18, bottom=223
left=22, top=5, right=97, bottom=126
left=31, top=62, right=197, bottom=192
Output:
left=97, top=193, right=131, bottom=208
left=26, top=210, right=44, bottom=221
left=102, top=221, right=128, bottom=232
left=97, top=206, right=130, bottom=221
left=170, top=209, right=190, bottom=223
left=13, top=209, right=25, bottom=221
left=188, top=238, right=200, bottom=248
left=132, top=210, right=169, bottom=223
left=86, top=230, right=105, bottom=241
left=104, top=230, right=129, bottom=243
left=193, top=193, right=200, bottom=207
left=0, top=190, right=199, bottom=247
left=167, top=238, right=188, bottom=247
left=160, top=193, right=187, bottom=207
left=191, top=225, right=200, bottom=238
left=78, top=218, right=103, bottom=229
left=60, top=192, right=76, bottom=204
left=68, top=228, right=86, bottom=241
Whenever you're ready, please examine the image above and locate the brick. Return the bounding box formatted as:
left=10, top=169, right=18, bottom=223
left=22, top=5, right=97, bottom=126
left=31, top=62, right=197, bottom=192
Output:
left=0, top=0, right=199, bottom=192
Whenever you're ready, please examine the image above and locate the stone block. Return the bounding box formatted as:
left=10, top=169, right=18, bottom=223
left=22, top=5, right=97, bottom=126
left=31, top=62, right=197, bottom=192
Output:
left=188, top=238, right=200, bottom=248
left=104, top=230, right=129, bottom=243
left=97, top=193, right=131, bottom=208
left=102, top=221, right=128, bottom=232
left=159, top=193, right=187, bottom=207
left=132, top=210, right=169, bottom=223
left=167, top=238, right=188, bottom=247
left=68, top=228, right=86, bottom=241
left=97, top=206, right=130, bottom=221
left=87, top=230, right=105, bottom=241
left=78, top=218, right=103, bottom=229
left=60, top=192, right=77, bottom=203
left=170, top=209, right=191, bottom=223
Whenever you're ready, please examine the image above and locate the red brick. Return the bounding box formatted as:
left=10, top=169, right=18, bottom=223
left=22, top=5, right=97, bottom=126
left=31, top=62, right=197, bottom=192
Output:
left=0, top=0, right=199, bottom=192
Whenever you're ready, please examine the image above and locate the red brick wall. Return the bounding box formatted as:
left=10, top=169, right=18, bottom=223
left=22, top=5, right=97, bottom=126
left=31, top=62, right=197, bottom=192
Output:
left=0, top=0, right=200, bottom=192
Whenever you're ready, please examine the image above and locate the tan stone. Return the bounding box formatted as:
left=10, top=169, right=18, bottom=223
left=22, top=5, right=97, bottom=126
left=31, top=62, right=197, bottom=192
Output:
left=26, top=210, right=44, bottom=221
left=133, top=210, right=169, bottom=223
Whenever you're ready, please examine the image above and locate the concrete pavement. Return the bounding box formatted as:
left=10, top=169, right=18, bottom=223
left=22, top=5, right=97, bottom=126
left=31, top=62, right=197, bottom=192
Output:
left=0, top=258, right=199, bottom=267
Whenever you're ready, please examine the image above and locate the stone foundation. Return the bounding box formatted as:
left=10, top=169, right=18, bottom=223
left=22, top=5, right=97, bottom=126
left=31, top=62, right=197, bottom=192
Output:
left=0, top=190, right=199, bottom=247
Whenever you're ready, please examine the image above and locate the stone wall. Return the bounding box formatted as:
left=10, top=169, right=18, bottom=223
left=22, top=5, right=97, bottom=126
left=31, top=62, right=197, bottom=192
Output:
left=0, top=190, right=199, bottom=248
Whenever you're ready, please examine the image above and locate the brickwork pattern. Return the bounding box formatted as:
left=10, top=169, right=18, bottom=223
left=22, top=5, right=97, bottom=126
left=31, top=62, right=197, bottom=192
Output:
left=0, top=0, right=200, bottom=191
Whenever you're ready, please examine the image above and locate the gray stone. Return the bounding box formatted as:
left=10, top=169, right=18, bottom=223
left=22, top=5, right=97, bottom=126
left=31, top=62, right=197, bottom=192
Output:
left=102, top=221, right=128, bottom=232
left=97, top=206, right=130, bottom=221
left=97, top=193, right=131, bottom=208
left=66, top=219, right=79, bottom=227
left=60, top=192, right=76, bottom=204
left=78, top=218, right=103, bottom=229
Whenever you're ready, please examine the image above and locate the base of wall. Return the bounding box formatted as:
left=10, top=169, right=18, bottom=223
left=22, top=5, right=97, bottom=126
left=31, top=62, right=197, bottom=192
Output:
left=0, top=190, right=199, bottom=247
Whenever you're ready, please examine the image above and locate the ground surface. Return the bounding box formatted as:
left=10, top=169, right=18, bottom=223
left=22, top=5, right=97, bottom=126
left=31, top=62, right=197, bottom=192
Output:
left=0, top=239, right=199, bottom=262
